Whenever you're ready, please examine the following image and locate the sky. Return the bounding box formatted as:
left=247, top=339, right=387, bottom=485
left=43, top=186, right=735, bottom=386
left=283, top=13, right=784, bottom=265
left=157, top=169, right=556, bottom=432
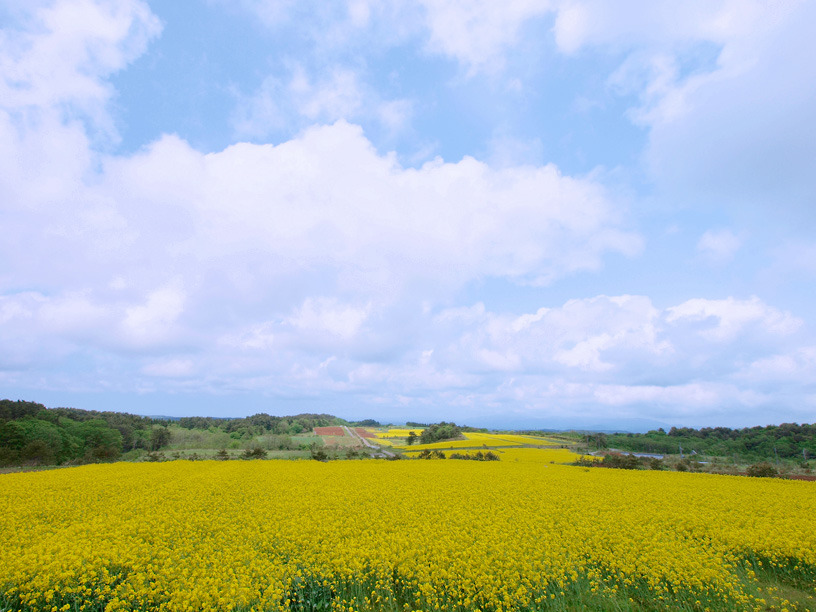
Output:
left=1, top=0, right=816, bottom=430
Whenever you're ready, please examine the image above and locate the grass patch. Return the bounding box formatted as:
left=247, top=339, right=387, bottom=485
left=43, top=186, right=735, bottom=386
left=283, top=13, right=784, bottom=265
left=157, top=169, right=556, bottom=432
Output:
left=737, top=555, right=816, bottom=611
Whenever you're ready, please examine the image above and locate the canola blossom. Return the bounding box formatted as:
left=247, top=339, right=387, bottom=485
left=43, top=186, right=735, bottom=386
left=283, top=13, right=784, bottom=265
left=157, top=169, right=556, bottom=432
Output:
left=391, top=432, right=568, bottom=452
left=1, top=460, right=815, bottom=611
left=493, top=447, right=585, bottom=464
left=400, top=448, right=582, bottom=464
left=487, top=434, right=565, bottom=446
left=369, top=430, right=565, bottom=451
left=393, top=432, right=528, bottom=451
left=373, top=429, right=424, bottom=438
left=370, top=437, right=395, bottom=447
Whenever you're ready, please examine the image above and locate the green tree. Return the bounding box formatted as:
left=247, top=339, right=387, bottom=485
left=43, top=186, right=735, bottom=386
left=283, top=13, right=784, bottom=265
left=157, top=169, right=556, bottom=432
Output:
left=80, top=420, right=123, bottom=460
left=21, top=439, right=55, bottom=465
left=746, top=462, right=778, bottom=478
left=419, top=422, right=462, bottom=444
left=241, top=447, right=268, bottom=460
left=149, top=426, right=171, bottom=451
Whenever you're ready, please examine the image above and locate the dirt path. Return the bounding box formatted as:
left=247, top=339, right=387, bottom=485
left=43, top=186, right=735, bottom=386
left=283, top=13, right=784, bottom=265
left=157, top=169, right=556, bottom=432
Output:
left=343, top=426, right=395, bottom=458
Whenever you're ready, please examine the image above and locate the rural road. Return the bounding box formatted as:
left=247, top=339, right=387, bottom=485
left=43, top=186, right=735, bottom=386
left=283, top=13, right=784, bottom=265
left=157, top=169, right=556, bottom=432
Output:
left=343, top=425, right=395, bottom=458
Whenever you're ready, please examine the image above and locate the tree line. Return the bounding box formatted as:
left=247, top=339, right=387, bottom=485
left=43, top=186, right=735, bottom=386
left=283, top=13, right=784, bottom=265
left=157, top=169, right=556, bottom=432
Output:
left=177, top=413, right=350, bottom=437
left=587, top=423, right=816, bottom=462
left=0, top=400, right=170, bottom=467
left=0, top=401, right=378, bottom=467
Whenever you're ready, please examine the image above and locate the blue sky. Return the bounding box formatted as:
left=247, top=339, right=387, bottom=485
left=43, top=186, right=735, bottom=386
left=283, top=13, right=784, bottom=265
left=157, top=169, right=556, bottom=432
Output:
left=2, top=0, right=815, bottom=429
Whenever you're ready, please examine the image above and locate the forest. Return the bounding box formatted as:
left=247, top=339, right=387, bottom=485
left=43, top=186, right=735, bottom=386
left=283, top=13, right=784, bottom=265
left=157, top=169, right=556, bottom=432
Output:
left=584, top=423, right=816, bottom=462
left=0, top=400, right=166, bottom=466
left=0, top=400, right=362, bottom=467
left=176, top=412, right=351, bottom=437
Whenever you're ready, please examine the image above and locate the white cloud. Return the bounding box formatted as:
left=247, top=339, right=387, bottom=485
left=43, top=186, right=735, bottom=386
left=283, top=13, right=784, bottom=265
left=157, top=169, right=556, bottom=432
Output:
left=107, top=120, right=638, bottom=295
left=591, top=382, right=764, bottom=410
left=216, top=0, right=551, bottom=73
left=287, top=298, right=371, bottom=340
left=765, top=241, right=816, bottom=283
left=222, top=0, right=296, bottom=26
left=1, top=96, right=643, bottom=389
left=737, top=348, right=816, bottom=383
left=696, top=228, right=742, bottom=263
left=665, top=297, right=801, bottom=342
left=418, top=0, right=552, bottom=73
left=393, top=292, right=812, bottom=423
left=476, top=348, right=521, bottom=371
left=38, top=291, right=111, bottom=337
left=552, top=1, right=760, bottom=55
left=291, top=66, right=363, bottom=121
left=646, top=4, right=816, bottom=216
left=431, top=294, right=669, bottom=377
left=3, top=0, right=816, bottom=426
left=141, top=358, right=195, bottom=378
left=230, top=76, right=287, bottom=138
left=232, top=66, right=412, bottom=141
left=555, top=334, right=616, bottom=372
left=376, top=99, right=413, bottom=135
left=122, top=285, right=186, bottom=348
left=558, top=1, right=816, bottom=220
left=0, top=0, right=160, bottom=132
left=221, top=323, right=277, bottom=351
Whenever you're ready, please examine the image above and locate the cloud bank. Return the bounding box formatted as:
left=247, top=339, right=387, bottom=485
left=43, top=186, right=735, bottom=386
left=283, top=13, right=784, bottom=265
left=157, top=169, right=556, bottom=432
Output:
left=1, top=0, right=815, bottom=427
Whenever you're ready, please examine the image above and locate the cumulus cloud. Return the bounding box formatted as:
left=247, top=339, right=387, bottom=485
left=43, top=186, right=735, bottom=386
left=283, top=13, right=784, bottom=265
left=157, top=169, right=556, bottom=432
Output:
left=0, top=0, right=643, bottom=407
left=221, top=0, right=816, bottom=224
left=99, top=121, right=640, bottom=299
left=397, top=0, right=815, bottom=222
left=665, top=296, right=801, bottom=343
left=551, top=1, right=761, bottom=55
left=286, top=298, right=371, bottom=341
left=736, top=348, right=816, bottom=384
left=121, top=285, right=187, bottom=349
left=428, top=294, right=799, bottom=384
left=433, top=295, right=670, bottom=376
left=215, top=0, right=551, bottom=74
left=387, top=293, right=807, bottom=424
left=0, top=0, right=160, bottom=130
left=560, top=0, right=816, bottom=220
left=3, top=0, right=815, bottom=426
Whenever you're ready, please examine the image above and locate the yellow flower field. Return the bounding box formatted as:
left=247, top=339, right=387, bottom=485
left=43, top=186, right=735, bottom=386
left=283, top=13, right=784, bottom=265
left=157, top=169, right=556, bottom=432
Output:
left=1, top=461, right=815, bottom=611
left=494, top=447, right=585, bottom=463
left=393, top=432, right=568, bottom=452
left=396, top=431, right=528, bottom=451
left=370, top=437, right=395, bottom=446
left=486, top=434, right=564, bottom=446
left=400, top=447, right=582, bottom=463
left=372, top=429, right=424, bottom=438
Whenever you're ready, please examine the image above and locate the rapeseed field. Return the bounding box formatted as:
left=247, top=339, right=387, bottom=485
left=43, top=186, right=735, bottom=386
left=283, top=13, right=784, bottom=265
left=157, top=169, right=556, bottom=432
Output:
left=392, top=432, right=526, bottom=451
left=493, top=447, right=584, bottom=463
left=1, top=460, right=814, bottom=611
left=373, top=429, right=424, bottom=438
left=383, top=432, right=567, bottom=452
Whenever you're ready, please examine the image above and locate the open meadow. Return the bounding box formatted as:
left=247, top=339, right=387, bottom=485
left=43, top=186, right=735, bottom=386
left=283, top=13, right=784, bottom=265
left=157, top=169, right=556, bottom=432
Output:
left=1, top=457, right=815, bottom=611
